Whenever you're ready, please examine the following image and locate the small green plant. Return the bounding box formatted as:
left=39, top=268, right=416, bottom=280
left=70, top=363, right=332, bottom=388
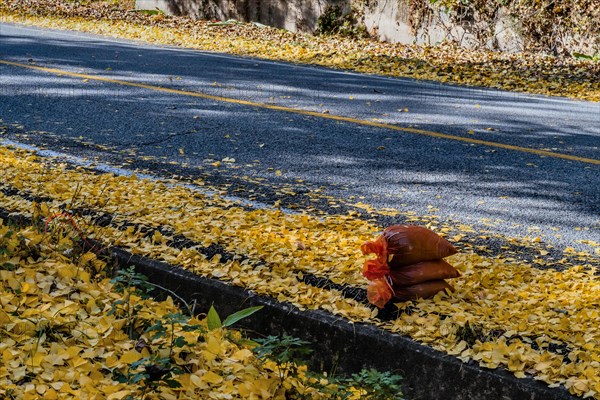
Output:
left=113, top=353, right=183, bottom=395
left=572, top=52, right=600, bottom=62
left=344, top=368, right=404, bottom=399
left=145, top=312, right=196, bottom=359
left=306, top=367, right=404, bottom=399
left=113, top=305, right=263, bottom=398
left=206, top=304, right=263, bottom=330
left=253, top=335, right=313, bottom=388
left=109, top=266, right=155, bottom=339
left=111, top=266, right=155, bottom=297
left=114, top=312, right=202, bottom=396
left=251, top=332, right=405, bottom=400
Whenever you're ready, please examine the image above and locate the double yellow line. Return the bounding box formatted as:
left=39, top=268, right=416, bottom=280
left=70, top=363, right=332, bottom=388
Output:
left=2, top=59, right=598, bottom=165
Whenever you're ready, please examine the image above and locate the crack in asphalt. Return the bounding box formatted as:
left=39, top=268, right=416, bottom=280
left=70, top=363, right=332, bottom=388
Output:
left=123, top=127, right=214, bottom=148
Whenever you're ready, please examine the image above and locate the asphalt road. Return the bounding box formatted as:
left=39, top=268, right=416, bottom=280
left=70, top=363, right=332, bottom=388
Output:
left=1, top=23, right=599, bottom=255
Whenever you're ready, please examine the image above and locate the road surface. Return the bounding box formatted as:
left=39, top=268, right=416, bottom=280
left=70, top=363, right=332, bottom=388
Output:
left=1, top=23, right=599, bottom=257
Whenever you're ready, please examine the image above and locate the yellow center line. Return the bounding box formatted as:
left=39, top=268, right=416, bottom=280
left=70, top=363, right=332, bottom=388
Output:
left=2, top=59, right=599, bottom=165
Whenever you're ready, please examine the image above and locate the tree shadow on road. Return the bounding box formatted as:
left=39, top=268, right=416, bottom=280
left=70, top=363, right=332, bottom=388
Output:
left=1, top=30, right=598, bottom=235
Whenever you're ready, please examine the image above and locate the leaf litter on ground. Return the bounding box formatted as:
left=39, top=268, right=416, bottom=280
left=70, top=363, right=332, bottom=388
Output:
left=0, top=145, right=599, bottom=398
left=0, top=209, right=373, bottom=399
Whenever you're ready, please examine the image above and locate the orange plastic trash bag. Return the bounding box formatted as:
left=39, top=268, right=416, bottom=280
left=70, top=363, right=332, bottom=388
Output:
left=389, top=260, right=460, bottom=286
left=393, top=279, right=455, bottom=302
left=362, top=258, right=390, bottom=280
left=367, top=278, right=394, bottom=309
left=362, top=225, right=457, bottom=276
left=367, top=278, right=455, bottom=308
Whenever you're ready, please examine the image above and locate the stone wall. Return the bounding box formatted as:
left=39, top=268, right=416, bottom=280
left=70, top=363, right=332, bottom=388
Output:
left=136, top=0, right=524, bottom=51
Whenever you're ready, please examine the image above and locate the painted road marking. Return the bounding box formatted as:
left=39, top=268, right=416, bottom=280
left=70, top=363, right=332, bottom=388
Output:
left=2, top=59, right=599, bottom=165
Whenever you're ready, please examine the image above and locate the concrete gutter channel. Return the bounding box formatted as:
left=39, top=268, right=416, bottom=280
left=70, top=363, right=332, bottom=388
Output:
left=0, top=209, right=577, bottom=399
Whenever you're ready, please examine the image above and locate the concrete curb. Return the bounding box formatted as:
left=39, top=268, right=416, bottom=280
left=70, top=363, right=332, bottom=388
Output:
left=106, top=246, right=577, bottom=400
left=0, top=209, right=577, bottom=399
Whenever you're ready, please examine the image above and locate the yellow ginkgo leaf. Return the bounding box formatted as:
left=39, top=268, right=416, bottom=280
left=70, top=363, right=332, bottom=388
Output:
left=107, top=390, right=133, bottom=400
left=0, top=309, right=12, bottom=324
left=119, top=350, right=142, bottom=365
left=202, top=370, right=224, bottom=385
